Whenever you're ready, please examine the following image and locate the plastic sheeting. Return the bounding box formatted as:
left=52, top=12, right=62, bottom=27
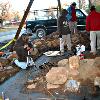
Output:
left=64, top=79, right=80, bottom=92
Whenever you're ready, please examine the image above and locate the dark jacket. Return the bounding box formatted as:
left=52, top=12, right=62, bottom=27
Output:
left=13, top=35, right=29, bottom=62
left=57, top=15, right=71, bottom=35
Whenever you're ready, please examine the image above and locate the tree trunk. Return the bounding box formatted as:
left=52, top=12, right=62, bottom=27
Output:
left=57, top=0, right=61, bottom=33
left=79, top=0, right=83, bottom=9
left=89, top=0, right=92, bottom=9
left=0, top=19, right=3, bottom=28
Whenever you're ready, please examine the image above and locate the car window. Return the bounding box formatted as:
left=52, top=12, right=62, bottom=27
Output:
left=76, top=10, right=85, bottom=18
left=46, top=19, right=57, bottom=26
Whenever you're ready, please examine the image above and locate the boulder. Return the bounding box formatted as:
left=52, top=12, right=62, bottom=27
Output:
left=47, top=83, right=60, bottom=89
left=46, top=67, right=68, bottom=85
left=94, top=77, right=100, bottom=87
left=0, top=58, right=10, bottom=67
left=69, top=56, right=80, bottom=70
left=78, top=59, right=99, bottom=79
left=69, top=69, right=79, bottom=77
left=58, top=59, right=69, bottom=69
left=94, top=57, right=100, bottom=68
left=27, top=83, right=36, bottom=89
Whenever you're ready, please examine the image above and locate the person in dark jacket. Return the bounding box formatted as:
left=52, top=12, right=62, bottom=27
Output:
left=13, top=33, right=33, bottom=62
left=57, top=9, right=72, bottom=55
left=86, top=5, right=100, bottom=55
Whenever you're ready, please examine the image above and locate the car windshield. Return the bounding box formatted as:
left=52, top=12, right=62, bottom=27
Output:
left=76, top=9, right=88, bottom=18
left=80, top=9, right=88, bottom=16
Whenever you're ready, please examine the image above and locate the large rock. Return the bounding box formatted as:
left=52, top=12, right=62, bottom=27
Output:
left=94, top=77, right=100, bottom=87
left=94, top=57, right=100, bottom=68
left=27, top=83, right=36, bottom=89
left=47, top=83, right=60, bottom=89
left=69, top=56, right=80, bottom=69
left=0, top=58, right=10, bottom=67
left=58, top=59, right=69, bottom=69
left=78, top=59, right=99, bottom=80
left=46, top=67, right=68, bottom=85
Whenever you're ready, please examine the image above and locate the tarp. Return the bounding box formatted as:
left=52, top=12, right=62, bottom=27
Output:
left=44, top=51, right=60, bottom=56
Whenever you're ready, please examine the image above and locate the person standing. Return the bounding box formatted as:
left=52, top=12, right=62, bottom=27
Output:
left=57, top=9, right=72, bottom=55
left=66, top=2, right=77, bottom=34
left=86, top=5, right=100, bottom=55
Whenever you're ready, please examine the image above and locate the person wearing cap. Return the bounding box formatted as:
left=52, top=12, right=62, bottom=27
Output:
left=57, top=9, right=72, bottom=55
left=66, top=2, right=77, bottom=34
left=86, top=5, right=100, bottom=55
left=13, top=32, right=33, bottom=62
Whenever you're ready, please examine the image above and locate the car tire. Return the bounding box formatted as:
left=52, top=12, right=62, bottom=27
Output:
left=36, top=28, right=46, bottom=38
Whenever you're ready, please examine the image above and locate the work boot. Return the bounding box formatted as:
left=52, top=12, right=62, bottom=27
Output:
left=67, top=50, right=74, bottom=55
left=60, top=51, right=64, bottom=55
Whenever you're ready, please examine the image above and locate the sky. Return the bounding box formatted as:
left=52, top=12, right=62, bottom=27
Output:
left=0, top=0, right=88, bottom=11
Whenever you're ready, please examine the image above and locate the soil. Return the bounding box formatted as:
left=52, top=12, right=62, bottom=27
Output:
left=0, top=67, right=20, bottom=84
left=0, top=31, right=100, bottom=99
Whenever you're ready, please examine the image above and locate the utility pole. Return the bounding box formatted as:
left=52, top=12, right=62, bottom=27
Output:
left=57, top=0, right=62, bottom=15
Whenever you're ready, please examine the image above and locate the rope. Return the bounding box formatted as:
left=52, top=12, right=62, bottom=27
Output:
left=0, top=38, right=16, bottom=51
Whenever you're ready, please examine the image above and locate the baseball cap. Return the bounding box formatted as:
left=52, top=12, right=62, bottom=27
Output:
left=90, top=5, right=96, bottom=11
left=72, top=2, right=76, bottom=6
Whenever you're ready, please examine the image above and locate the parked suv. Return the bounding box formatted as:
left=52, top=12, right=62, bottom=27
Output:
left=26, top=9, right=87, bottom=38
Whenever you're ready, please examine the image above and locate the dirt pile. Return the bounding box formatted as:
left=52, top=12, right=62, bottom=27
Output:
left=72, top=32, right=90, bottom=48
left=0, top=56, right=20, bottom=83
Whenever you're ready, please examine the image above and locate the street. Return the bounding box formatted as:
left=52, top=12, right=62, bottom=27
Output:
left=0, top=28, right=37, bottom=43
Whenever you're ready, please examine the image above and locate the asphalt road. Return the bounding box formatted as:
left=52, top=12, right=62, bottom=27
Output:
left=0, top=28, right=37, bottom=43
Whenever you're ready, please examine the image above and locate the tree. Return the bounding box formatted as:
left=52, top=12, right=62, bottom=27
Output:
left=96, top=5, right=100, bottom=12
left=0, top=2, right=11, bottom=27
left=88, top=0, right=92, bottom=8
left=12, top=11, right=21, bottom=21
left=78, top=0, right=86, bottom=9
